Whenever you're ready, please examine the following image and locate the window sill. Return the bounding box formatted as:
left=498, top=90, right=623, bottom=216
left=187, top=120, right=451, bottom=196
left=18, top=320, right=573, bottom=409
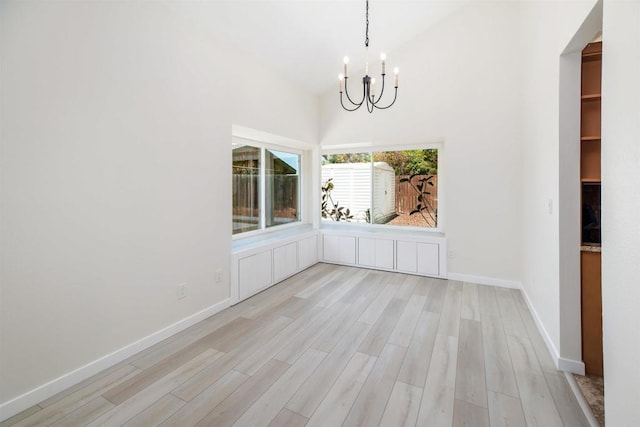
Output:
left=232, top=224, right=316, bottom=254
left=320, top=222, right=445, bottom=239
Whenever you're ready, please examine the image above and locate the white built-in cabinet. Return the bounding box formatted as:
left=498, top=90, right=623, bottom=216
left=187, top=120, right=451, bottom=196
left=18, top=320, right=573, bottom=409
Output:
left=321, top=228, right=447, bottom=279
left=357, top=237, right=394, bottom=269
left=231, top=228, right=318, bottom=302
left=298, top=234, right=319, bottom=270
left=322, top=235, right=357, bottom=265
left=238, top=251, right=272, bottom=298
left=396, top=240, right=440, bottom=276
left=231, top=225, right=446, bottom=303
left=273, top=242, right=297, bottom=283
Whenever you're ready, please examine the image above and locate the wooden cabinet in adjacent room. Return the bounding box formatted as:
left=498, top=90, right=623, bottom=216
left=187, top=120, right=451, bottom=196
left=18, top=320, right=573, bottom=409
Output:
left=580, top=40, right=603, bottom=377
left=581, top=250, right=603, bottom=376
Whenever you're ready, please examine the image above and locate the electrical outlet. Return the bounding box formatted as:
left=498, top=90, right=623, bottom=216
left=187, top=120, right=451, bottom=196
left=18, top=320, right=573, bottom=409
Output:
left=215, top=269, right=223, bottom=283
left=177, top=283, right=187, bottom=299
left=448, top=250, right=456, bottom=259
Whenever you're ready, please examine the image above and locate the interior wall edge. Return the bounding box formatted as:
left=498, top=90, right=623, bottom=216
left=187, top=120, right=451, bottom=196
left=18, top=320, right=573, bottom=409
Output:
left=0, top=297, right=233, bottom=422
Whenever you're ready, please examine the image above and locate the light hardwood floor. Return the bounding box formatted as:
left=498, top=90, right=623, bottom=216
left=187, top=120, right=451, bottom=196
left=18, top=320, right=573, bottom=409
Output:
left=2, top=264, right=589, bottom=426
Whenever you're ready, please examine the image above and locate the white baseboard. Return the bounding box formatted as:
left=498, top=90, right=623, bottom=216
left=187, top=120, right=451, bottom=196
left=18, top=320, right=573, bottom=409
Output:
left=559, top=357, right=586, bottom=375
left=447, top=272, right=521, bottom=289
left=0, top=298, right=233, bottom=422
left=519, top=287, right=585, bottom=375
left=519, top=287, right=561, bottom=368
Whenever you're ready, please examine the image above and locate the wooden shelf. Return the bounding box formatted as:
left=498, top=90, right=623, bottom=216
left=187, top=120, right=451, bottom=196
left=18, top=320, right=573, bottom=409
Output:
left=581, top=49, right=602, bottom=94
left=581, top=94, right=601, bottom=101
left=582, top=52, right=602, bottom=62
left=582, top=41, right=602, bottom=62
left=581, top=136, right=601, bottom=141
left=581, top=139, right=601, bottom=180
left=581, top=100, right=601, bottom=136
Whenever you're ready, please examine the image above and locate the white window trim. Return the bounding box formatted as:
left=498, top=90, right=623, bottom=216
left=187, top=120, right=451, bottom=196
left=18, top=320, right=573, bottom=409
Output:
left=232, top=136, right=306, bottom=240
left=320, top=142, right=444, bottom=234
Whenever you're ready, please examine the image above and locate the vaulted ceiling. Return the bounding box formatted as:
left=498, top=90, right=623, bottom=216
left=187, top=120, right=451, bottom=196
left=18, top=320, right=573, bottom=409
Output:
left=167, top=1, right=470, bottom=94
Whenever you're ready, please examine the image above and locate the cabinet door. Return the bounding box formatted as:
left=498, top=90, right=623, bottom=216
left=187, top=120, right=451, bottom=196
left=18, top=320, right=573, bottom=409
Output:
left=359, top=237, right=394, bottom=269
left=375, top=239, right=394, bottom=269
left=323, top=235, right=356, bottom=265
left=417, top=242, right=439, bottom=275
left=358, top=237, right=376, bottom=267
left=396, top=240, right=417, bottom=272
left=238, top=250, right=272, bottom=299
left=323, top=235, right=341, bottom=263
left=273, top=242, right=297, bottom=283
left=581, top=251, right=603, bottom=376
left=298, top=235, right=318, bottom=269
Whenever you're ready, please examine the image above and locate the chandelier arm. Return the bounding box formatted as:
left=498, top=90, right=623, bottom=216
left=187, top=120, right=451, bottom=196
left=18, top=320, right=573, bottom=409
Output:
left=343, top=77, right=365, bottom=107
left=371, top=87, right=398, bottom=110
left=366, top=86, right=375, bottom=113
left=371, top=74, right=386, bottom=105
left=340, top=92, right=363, bottom=111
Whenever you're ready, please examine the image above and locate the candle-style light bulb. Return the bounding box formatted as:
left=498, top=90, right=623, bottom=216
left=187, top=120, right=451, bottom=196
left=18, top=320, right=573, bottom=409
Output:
left=343, top=56, right=349, bottom=78
left=380, top=53, right=386, bottom=75
left=394, top=67, right=399, bottom=87
left=371, top=78, right=376, bottom=97
left=338, top=74, right=344, bottom=92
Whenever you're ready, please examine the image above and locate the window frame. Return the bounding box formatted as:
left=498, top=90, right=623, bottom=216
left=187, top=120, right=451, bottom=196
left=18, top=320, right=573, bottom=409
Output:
left=232, top=137, right=305, bottom=239
left=320, top=143, right=444, bottom=234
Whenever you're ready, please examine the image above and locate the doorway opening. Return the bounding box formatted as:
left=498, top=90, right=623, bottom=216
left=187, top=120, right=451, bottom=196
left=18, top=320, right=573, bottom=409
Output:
left=576, top=38, right=605, bottom=426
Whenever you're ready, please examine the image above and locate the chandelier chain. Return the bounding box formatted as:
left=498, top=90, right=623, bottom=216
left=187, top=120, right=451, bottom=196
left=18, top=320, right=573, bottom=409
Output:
left=365, top=0, right=369, bottom=47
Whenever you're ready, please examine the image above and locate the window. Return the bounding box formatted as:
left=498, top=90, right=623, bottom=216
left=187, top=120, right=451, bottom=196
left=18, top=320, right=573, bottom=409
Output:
left=265, top=149, right=300, bottom=228
left=321, top=148, right=438, bottom=229
left=233, top=140, right=301, bottom=235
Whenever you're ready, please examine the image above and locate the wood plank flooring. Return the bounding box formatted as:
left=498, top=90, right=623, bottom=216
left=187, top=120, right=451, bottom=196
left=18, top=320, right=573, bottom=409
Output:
left=2, top=263, right=589, bottom=426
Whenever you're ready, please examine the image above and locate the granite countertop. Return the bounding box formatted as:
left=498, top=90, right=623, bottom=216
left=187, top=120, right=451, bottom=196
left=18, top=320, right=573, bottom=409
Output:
left=581, top=244, right=602, bottom=253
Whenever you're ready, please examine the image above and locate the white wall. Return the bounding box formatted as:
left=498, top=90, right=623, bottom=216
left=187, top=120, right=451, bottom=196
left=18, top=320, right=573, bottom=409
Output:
left=601, top=1, right=640, bottom=424
left=519, top=0, right=597, bottom=369
left=0, top=0, right=316, bottom=412
left=320, top=1, right=524, bottom=286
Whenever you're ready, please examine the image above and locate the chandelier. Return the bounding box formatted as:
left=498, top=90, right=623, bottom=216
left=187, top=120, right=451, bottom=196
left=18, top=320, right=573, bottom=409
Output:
left=339, top=0, right=399, bottom=113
